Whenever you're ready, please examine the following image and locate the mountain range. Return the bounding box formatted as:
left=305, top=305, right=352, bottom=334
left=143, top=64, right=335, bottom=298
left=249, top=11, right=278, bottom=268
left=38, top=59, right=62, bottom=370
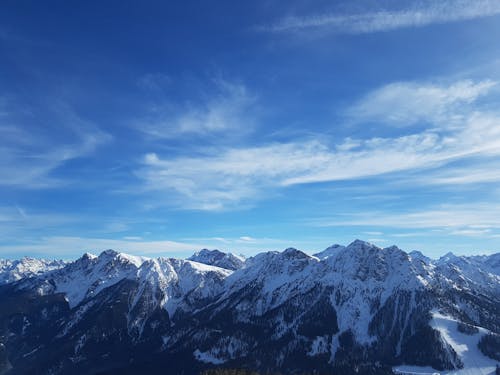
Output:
left=0, top=240, right=498, bottom=375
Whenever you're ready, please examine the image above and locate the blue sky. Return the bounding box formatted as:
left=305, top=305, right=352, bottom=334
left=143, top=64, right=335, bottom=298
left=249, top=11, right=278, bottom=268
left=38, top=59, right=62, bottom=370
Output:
left=2, top=0, right=500, bottom=259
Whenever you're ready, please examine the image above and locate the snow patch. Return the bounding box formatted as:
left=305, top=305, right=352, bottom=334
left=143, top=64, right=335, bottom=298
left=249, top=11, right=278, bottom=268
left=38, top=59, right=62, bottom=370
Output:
left=395, top=312, right=499, bottom=375
left=193, top=349, right=226, bottom=364
left=308, top=336, right=329, bottom=356
left=430, top=312, right=498, bottom=374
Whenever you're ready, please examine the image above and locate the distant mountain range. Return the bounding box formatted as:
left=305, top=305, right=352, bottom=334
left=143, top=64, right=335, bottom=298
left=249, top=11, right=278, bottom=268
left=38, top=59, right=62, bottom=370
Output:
left=0, top=240, right=498, bottom=375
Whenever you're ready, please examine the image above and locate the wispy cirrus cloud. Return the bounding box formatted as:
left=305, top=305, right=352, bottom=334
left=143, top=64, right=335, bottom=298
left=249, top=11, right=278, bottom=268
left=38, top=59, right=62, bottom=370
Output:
left=0, top=234, right=335, bottom=258
left=0, top=206, right=82, bottom=245
left=261, top=0, right=500, bottom=34
left=181, top=235, right=326, bottom=255
left=346, top=80, right=496, bottom=127
left=0, top=236, right=204, bottom=259
left=136, top=79, right=256, bottom=140
left=134, top=78, right=500, bottom=210
left=308, top=203, right=500, bottom=240
left=0, top=100, right=110, bottom=188
left=0, top=206, right=78, bottom=230
left=137, top=141, right=330, bottom=210
left=413, top=159, right=500, bottom=186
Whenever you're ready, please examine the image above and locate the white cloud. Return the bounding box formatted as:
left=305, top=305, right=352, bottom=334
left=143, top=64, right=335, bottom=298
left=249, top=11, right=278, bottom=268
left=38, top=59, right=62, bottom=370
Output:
left=0, top=236, right=204, bottom=258
left=123, top=236, right=143, bottom=241
left=181, top=235, right=325, bottom=255
left=450, top=228, right=492, bottom=236
left=0, top=103, right=110, bottom=188
left=238, top=236, right=255, bottom=242
left=137, top=141, right=330, bottom=209
left=103, top=222, right=130, bottom=233
left=346, top=80, right=496, bottom=127
left=0, top=207, right=81, bottom=243
left=262, top=0, right=500, bottom=34
left=0, top=206, right=77, bottom=228
left=0, top=207, right=153, bottom=246
left=311, top=203, right=500, bottom=233
left=138, top=80, right=256, bottom=139
left=390, top=232, right=427, bottom=238
left=419, top=162, right=500, bottom=185
left=135, top=79, right=500, bottom=210
left=0, top=235, right=321, bottom=258
left=208, top=237, right=231, bottom=244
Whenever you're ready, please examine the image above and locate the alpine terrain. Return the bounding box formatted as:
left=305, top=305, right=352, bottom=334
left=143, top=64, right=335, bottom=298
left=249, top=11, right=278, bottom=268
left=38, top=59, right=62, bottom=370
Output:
left=0, top=240, right=498, bottom=375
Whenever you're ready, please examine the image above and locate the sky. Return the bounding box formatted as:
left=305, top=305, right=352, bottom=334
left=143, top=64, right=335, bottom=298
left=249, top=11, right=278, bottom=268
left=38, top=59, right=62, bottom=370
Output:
left=1, top=0, right=500, bottom=259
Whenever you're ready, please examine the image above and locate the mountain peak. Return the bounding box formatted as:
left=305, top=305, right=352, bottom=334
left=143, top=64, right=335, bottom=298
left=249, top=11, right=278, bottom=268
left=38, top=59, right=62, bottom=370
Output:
left=327, top=244, right=344, bottom=249
left=82, top=252, right=97, bottom=260
left=197, top=248, right=223, bottom=256
left=409, top=250, right=431, bottom=263
left=99, top=249, right=120, bottom=258
left=93, top=249, right=148, bottom=267
left=314, top=244, right=346, bottom=260
left=188, top=249, right=244, bottom=270
left=383, top=245, right=402, bottom=252
left=282, top=247, right=310, bottom=259
left=347, top=239, right=379, bottom=250
left=439, top=251, right=459, bottom=263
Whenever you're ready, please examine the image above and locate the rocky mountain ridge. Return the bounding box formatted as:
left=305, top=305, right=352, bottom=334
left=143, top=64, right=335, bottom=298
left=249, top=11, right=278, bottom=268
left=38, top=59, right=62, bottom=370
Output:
left=0, top=241, right=498, bottom=375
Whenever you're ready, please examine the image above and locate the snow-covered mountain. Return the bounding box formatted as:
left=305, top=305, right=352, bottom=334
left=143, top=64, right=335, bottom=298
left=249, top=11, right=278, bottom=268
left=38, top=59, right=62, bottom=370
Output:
left=0, top=241, right=498, bottom=375
left=312, top=243, right=345, bottom=259
left=188, top=248, right=245, bottom=270
left=0, top=257, right=66, bottom=284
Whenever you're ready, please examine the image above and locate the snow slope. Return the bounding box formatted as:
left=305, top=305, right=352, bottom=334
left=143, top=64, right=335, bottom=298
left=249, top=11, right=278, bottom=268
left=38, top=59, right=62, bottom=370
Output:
left=188, top=249, right=245, bottom=270
left=16, top=249, right=232, bottom=315
left=313, top=244, right=346, bottom=260
left=48, top=250, right=142, bottom=308
left=433, top=252, right=500, bottom=295
left=395, top=312, right=498, bottom=375
left=0, top=257, right=66, bottom=284
left=134, top=257, right=232, bottom=317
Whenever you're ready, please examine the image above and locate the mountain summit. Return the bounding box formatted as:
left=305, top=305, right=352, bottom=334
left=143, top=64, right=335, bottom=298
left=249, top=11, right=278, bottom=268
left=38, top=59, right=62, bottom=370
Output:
left=188, top=248, right=245, bottom=270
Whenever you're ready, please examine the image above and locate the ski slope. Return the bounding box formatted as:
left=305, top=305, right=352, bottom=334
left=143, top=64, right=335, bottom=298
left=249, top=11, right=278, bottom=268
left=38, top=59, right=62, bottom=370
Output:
left=394, top=312, right=498, bottom=375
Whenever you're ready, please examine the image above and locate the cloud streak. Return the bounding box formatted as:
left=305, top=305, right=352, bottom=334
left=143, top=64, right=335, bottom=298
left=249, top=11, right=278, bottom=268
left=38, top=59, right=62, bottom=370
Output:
left=262, top=0, right=500, bottom=34
left=0, top=101, right=110, bottom=188
left=346, top=80, right=496, bottom=127
left=0, top=236, right=204, bottom=259
left=137, top=80, right=256, bottom=140
left=136, top=78, right=500, bottom=210
left=309, top=203, right=500, bottom=237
